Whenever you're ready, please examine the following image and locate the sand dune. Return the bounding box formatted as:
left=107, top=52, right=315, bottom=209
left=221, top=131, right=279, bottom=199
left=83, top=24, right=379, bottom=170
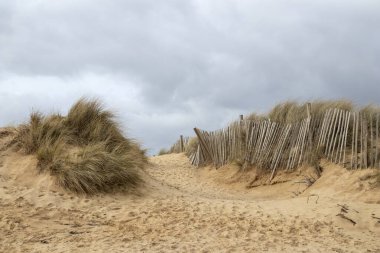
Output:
left=1, top=138, right=380, bottom=253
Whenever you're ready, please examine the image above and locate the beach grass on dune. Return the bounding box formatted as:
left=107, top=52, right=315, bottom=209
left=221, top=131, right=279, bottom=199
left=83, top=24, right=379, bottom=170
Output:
left=15, top=98, right=147, bottom=194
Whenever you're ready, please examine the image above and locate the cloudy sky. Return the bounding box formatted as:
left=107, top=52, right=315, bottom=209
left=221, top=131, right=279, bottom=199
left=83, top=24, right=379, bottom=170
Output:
left=1, top=0, right=380, bottom=154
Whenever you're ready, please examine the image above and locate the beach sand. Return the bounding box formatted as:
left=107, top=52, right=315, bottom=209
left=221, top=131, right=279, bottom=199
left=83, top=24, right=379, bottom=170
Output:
left=1, top=137, right=379, bottom=253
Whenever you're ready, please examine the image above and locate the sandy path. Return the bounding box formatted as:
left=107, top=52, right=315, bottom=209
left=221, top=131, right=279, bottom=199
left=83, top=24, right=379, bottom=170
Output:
left=0, top=152, right=379, bottom=252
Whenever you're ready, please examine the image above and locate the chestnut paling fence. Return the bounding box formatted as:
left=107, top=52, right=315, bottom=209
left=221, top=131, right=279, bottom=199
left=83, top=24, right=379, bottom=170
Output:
left=171, top=107, right=380, bottom=180
left=169, top=135, right=190, bottom=153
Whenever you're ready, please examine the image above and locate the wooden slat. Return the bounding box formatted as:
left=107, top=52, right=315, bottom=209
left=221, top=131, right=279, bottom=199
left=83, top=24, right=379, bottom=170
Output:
left=351, top=112, right=355, bottom=169
left=332, top=110, right=343, bottom=162
left=286, top=123, right=301, bottom=170
left=297, top=120, right=307, bottom=165
left=335, top=110, right=344, bottom=161
left=251, top=121, right=266, bottom=164
left=292, top=120, right=305, bottom=169
left=193, top=128, right=213, bottom=163
left=326, top=109, right=339, bottom=159
left=263, top=123, right=281, bottom=168
left=298, top=118, right=311, bottom=167
left=355, top=112, right=359, bottom=169
left=291, top=122, right=300, bottom=170
left=244, top=123, right=253, bottom=165
left=270, top=124, right=291, bottom=181
left=180, top=135, right=184, bottom=152
left=323, top=109, right=336, bottom=156
left=321, top=109, right=334, bottom=149
left=318, top=109, right=330, bottom=148
left=360, top=113, right=363, bottom=169
left=322, top=109, right=333, bottom=153
left=341, top=111, right=350, bottom=165
left=250, top=121, right=261, bottom=163
left=335, top=111, right=344, bottom=163
left=265, top=122, right=279, bottom=167
left=259, top=122, right=275, bottom=167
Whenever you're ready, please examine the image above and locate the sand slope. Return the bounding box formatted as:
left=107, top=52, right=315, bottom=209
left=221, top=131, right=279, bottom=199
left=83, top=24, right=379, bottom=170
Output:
left=1, top=141, right=380, bottom=252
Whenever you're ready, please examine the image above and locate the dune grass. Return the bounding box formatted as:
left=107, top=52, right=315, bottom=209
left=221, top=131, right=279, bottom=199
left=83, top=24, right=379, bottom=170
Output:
left=265, top=100, right=354, bottom=124
left=245, top=113, right=268, bottom=121
left=162, top=136, right=199, bottom=157
left=158, top=148, right=169, bottom=156
left=185, top=137, right=199, bottom=157
left=245, top=100, right=354, bottom=124
left=15, top=98, right=147, bottom=194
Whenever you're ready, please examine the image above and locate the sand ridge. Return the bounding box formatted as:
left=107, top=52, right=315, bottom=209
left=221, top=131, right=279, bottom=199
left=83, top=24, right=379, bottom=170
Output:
left=0, top=150, right=380, bottom=252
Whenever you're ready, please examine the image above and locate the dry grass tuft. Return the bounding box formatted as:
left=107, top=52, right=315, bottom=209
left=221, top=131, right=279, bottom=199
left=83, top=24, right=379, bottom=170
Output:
left=245, top=113, right=267, bottom=121
left=359, top=104, right=380, bottom=126
left=265, top=100, right=353, bottom=124
left=15, top=112, right=70, bottom=154
left=267, top=101, right=305, bottom=123
left=14, top=98, right=147, bottom=194
left=49, top=143, right=142, bottom=194
left=158, top=148, right=169, bottom=156
left=67, top=99, right=124, bottom=147
left=185, top=137, right=199, bottom=157
left=309, top=100, right=353, bottom=117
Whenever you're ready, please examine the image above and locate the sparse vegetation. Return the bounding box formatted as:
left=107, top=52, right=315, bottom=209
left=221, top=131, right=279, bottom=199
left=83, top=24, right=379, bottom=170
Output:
left=359, top=104, right=380, bottom=126
left=265, top=100, right=354, bottom=124
left=185, top=137, right=199, bottom=156
left=14, top=98, right=147, bottom=194
left=245, top=113, right=267, bottom=121
left=159, top=136, right=200, bottom=159
left=245, top=100, right=354, bottom=124
left=158, top=148, right=169, bottom=156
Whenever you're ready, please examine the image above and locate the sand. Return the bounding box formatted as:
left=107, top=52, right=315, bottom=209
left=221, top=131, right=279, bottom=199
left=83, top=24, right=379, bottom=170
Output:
left=1, top=134, right=380, bottom=252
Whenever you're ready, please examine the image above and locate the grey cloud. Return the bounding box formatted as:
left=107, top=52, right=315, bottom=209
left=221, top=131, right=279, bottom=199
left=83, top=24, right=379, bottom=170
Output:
left=1, top=0, right=380, bottom=154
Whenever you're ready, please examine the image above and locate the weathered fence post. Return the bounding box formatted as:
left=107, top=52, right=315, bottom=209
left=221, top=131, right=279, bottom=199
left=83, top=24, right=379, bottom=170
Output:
left=306, top=103, right=311, bottom=118
left=193, top=128, right=213, bottom=163
left=180, top=135, right=184, bottom=152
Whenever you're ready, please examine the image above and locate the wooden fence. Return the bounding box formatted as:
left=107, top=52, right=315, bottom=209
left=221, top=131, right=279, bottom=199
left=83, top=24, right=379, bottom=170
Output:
left=186, top=108, right=380, bottom=179
left=169, top=135, right=190, bottom=153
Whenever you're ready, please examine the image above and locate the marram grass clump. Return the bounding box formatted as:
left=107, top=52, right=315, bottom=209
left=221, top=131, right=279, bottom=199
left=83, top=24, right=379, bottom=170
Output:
left=15, top=98, right=147, bottom=194
left=245, top=100, right=354, bottom=124
left=185, top=137, right=199, bottom=157
left=158, top=148, right=169, bottom=156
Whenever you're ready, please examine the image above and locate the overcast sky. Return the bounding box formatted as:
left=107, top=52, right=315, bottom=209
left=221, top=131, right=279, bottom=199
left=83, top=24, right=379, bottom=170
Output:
left=1, top=0, right=380, bottom=154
